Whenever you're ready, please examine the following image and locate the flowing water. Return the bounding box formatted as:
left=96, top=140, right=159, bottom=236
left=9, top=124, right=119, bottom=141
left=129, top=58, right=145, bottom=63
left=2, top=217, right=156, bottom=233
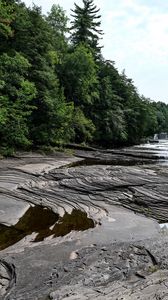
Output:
left=135, top=139, right=168, bottom=230
left=133, top=139, right=168, bottom=164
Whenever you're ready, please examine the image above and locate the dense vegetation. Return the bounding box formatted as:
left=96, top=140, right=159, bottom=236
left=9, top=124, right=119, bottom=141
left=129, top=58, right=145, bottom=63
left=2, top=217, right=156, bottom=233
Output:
left=0, top=0, right=168, bottom=154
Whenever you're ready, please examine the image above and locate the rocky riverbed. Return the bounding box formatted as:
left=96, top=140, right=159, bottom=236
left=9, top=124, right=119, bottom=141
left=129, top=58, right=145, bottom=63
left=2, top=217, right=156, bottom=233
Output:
left=0, top=145, right=168, bottom=299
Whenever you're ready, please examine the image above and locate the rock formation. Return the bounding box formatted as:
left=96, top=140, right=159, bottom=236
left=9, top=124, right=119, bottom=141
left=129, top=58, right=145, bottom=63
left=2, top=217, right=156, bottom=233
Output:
left=0, top=148, right=168, bottom=299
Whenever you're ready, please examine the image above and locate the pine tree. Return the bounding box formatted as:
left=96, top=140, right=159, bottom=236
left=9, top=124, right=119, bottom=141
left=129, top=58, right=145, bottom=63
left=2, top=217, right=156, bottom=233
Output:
left=70, top=0, right=103, bottom=55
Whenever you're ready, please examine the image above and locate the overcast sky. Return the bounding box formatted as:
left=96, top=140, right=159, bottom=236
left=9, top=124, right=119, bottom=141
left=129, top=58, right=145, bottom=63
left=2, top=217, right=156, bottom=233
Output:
left=23, top=0, right=168, bottom=103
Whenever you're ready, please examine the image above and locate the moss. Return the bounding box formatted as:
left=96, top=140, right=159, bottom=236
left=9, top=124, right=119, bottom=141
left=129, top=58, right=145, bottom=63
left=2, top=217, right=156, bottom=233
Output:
left=0, top=146, right=15, bottom=157
left=148, top=265, right=159, bottom=273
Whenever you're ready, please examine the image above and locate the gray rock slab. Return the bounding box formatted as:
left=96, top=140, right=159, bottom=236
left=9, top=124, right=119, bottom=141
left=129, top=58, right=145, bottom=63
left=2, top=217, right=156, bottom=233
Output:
left=0, top=196, right=29, bottom=226
left=0, top=150, right=167, bottom=299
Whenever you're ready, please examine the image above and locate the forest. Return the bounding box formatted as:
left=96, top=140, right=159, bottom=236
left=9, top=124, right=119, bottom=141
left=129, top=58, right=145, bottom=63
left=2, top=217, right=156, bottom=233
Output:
left=0, top=0, right=168, bottom=154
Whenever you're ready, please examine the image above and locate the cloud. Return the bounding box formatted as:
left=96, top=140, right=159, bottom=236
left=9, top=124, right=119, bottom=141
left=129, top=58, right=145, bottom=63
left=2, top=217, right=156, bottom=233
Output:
left=104, top=0, right=168, bottom=64
left=102, top=0, right=168, bottom=77
left=23, top=0, right=168, bottom=101
left=100, top=0, right=168, bottom=101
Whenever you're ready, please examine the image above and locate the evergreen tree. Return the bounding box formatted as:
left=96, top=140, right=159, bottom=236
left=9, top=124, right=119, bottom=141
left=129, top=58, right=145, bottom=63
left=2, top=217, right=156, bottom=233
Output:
left=0, top=0, right=15, bottom=38
left=70, top=0, right=103, bottom=55
left=0, top=0, right=168, bottom=153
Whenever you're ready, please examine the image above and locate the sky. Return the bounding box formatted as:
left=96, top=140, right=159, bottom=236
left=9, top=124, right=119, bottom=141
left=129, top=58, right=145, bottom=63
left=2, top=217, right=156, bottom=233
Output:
left=23, top=0, right=168, bottom=103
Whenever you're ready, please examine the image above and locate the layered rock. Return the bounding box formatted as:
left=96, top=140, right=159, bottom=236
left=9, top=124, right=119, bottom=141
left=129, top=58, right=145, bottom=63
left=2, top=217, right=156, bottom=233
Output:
left=0, top=149, right=168, bottom=299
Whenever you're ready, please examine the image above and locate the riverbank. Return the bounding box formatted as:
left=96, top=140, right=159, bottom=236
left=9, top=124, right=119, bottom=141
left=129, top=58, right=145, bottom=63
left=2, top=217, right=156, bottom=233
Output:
left=0, top=148, right=168, bottom=299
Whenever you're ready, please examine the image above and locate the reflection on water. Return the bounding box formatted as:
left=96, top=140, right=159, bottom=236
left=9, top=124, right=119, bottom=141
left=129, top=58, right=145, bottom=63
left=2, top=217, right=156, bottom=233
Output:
left=0, top=206, right=94, bottom=250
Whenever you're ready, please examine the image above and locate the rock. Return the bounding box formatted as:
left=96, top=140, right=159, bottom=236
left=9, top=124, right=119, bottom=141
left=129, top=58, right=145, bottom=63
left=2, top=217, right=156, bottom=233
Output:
left=0, top=150, right=167, bottom=299
left=69, top=251, right=78, bottom=260
left=135, top=271, right=146, bottom=279
left=0, top=260, right=16, bottom=297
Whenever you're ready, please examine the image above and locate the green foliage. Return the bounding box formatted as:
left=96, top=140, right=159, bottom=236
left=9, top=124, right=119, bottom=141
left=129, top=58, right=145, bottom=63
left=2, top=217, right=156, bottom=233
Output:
left=93, top=60, right=127, bottom=145
left=0, top=0, right=167, bottom=153
left=73, top=107, right=95, bottom=143
left=0, top=52, right=36, bottom=148
left=46, top=4, right=69, bottom=56
left=9, top=3, right=74, bottom=146
left=118, top=73, right=157, bottom=144
left=153, top=102, right=168, bottom=133
left=46, top=4, right=69, bottom=36
left=0, top=0, right=15, bottom=37
left=71, top=0, right=103, bottom=55
left=60, top=45, right=98, bottom=142
left=61, top=45, right=99, bottom=106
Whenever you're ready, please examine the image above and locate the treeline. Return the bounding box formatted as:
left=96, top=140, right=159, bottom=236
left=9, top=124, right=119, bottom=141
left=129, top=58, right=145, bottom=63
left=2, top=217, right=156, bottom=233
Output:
left=0, top=0, right=168, bottom=154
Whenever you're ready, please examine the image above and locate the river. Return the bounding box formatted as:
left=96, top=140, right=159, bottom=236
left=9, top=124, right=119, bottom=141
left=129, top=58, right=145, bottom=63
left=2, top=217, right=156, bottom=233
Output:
left=133, top=140, right=168, bottom=164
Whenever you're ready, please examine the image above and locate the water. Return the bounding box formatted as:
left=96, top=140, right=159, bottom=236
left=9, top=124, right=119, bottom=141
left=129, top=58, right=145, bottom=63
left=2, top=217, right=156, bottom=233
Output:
left=133, top=139, right=168, bottom=165
left=0, top=206, right=94, bottom=250
left=160, top=223, right=168, bottom=229
left=1, top=140, right=168, bottom=250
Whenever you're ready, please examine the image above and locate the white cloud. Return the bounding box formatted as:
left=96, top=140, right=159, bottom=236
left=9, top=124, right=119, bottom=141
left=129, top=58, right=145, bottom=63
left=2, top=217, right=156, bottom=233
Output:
left=23, top=0, right=168, bottom=102
left=105, top=1, right=168, bottom=59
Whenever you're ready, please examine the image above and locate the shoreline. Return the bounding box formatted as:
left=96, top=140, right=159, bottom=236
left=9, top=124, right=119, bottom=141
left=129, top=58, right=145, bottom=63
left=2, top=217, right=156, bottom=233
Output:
left=0, top=149, right=168, bottom=299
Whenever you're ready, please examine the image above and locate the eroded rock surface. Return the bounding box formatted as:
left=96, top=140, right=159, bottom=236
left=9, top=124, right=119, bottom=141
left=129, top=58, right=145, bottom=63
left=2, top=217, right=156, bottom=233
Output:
left=0, top=260, right=15, bottom=298
left=0, top=149, right=168, bottom=299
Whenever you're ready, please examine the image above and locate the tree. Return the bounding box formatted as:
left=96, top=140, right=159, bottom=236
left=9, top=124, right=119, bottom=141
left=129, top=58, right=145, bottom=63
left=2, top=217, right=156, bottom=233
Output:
left=93, top=60, right=127, bottom=145
left=153, top=101, right=168, bottom=134
left=60, top=44, right=99, bottom=142
left=73, top=107, right=95, bottom=143
left=70, top=0, right=103, bottom=55
left=0, top=52, right=36, bottom=150
left=0, top=0, right=15, bottom=38
left=46, top=4, right=69, bottom=55
left=46, top=4, right=69, bottom=36
left=119, top=74, right=157, bottom=144
left=1, top=0, right=168, bottom=152
left=61, top=45, right=99, bottom=106
left=9, top=4, right=74, bottom=145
